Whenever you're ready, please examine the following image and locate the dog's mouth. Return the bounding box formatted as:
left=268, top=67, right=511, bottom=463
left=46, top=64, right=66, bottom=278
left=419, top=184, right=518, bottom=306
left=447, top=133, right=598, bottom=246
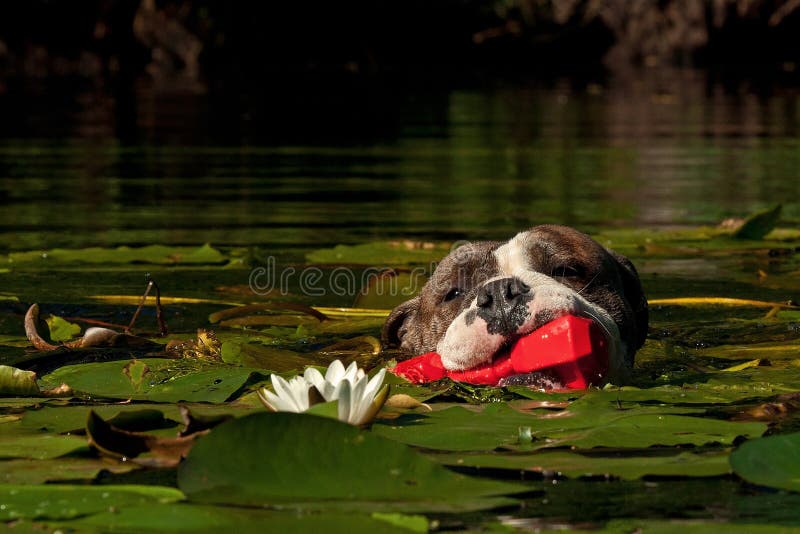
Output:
left=392, top=314, right=610, bottom=389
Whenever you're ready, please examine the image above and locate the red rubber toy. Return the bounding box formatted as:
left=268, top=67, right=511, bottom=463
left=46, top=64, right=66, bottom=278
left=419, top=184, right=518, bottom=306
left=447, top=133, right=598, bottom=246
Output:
left=389, top=315, right=609, bottom=389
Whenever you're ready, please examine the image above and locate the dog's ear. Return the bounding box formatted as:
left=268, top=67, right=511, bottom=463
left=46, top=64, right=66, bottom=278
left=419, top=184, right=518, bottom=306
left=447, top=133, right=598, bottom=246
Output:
left=609, top=251, right=649, bottom=354
left=381, top=296, right=420, bottom=348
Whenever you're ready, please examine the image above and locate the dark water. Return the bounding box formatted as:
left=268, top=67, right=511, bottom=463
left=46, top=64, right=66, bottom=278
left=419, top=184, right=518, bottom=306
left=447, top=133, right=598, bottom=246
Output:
left=1, top=71, right=799, bottom=253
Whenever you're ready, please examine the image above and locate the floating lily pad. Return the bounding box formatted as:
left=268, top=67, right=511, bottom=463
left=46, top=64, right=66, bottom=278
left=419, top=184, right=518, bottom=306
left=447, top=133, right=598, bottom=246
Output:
left=0, top=484, right=184, bottom=521
left=178, top=412, right=524, bottom=512
left=7, top=243, right=227, bottom=266
left=430, top=449, right=731, bottom=480
left=52, top=504, right=422, bottom=533
left=0, top=433, right=88, bottom=460
left=0, top=457, right=137, bottom=484
left=543, top=413, right=764, bottom=449
left=19, top=404, right=180, bottom=435
left=730, top=431, right=800, bottom=492
left=38, top=359, right=255, bottom=403
left=372, top=401, right=765, bottom=451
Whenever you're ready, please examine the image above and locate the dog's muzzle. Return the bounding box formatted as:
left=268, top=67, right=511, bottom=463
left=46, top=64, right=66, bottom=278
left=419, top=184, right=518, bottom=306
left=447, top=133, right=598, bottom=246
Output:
left=471, top=277, right=533, bottom=336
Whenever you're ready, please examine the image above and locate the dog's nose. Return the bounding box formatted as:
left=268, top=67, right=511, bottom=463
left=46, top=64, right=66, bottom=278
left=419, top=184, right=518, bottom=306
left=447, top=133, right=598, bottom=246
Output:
left=476, top=277, right=530, bottom=310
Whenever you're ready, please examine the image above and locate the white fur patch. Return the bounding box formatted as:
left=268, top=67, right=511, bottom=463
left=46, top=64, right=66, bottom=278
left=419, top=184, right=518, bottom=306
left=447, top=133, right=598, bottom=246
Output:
left=436, top=305, right=505, bottom=371
left=435, top=233, right=627, bottom=380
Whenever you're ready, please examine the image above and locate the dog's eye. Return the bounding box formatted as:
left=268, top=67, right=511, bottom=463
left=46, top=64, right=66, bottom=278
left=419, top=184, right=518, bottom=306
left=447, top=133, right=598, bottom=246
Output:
left=552, top=265, right=583, bottom=279
left=443, top=287, right=464, bottom=302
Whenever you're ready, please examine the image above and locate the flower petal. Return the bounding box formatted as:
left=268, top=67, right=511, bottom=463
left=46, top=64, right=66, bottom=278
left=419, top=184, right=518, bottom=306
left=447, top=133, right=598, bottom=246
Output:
left=341, top=374, right=369, bottom=425
left=324, top=360, right=345, bottom=384
left=271, top=374, right=308, bottom=412
left=336, top=379, right=352, bottom=423
left=303, top=367, right=325, bottom=391
left=259, top=386, right=295, bottom=412
left=342, top=361, right=360, bottom=383
left=363, top=368, right=386, bottom=399
left=357, top=383, right=391, bottom=426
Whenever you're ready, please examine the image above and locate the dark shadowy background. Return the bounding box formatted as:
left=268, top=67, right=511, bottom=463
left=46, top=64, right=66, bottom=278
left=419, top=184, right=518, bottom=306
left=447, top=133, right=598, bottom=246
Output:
left=1, top=0, right=800, bottom=144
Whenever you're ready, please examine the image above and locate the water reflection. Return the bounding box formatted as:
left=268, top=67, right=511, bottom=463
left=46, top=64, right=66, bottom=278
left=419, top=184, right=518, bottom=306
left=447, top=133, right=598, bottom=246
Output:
left=0, top=71, right=798, bottom=251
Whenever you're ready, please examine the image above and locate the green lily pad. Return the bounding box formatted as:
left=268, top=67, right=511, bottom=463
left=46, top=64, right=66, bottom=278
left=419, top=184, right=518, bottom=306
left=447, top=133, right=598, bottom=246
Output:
left=38, top=359, right=255, bottom=403
left=0, top=433, right=88, bottom=460
left=0, top=365, right=40, bottom=396
left=0, top=457, right=137, bottom=484
left=545, top=413, right=765, bottom=450
left=730, top=431, right=800, bottom=492
left=53, top=504, right=422, bottom=533
left=372, top=401, right=765, bottom=451
left=19, top=404, right=180, bottom=435
left=372, top=404, right=540, bottom=451
left=0, top=484, right=184, bottom=521
left=178, top=412, right=524, bottom=512
left=429, top=449, right=731, bottom=480
left=7, top=243, right=226, bottom=266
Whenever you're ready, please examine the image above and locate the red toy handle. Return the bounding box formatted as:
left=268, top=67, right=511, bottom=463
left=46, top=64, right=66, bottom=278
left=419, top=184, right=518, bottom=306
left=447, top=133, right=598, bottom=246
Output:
left=389, top=315, right=609, bottom=389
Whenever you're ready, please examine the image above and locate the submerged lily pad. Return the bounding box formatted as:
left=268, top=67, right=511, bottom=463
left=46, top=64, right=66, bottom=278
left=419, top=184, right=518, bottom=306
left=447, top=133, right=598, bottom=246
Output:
left=178, top=412, right=524, bottom=512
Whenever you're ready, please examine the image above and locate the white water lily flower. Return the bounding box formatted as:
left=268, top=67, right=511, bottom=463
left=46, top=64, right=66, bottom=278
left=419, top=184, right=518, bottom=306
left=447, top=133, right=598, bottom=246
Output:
left=257, top=374, right=313, bottom=413
left=303, top=360, right=364, bottom=401
left=261, top=360, right=389, bottom=426
left=333, top=367, right=388, bottom=425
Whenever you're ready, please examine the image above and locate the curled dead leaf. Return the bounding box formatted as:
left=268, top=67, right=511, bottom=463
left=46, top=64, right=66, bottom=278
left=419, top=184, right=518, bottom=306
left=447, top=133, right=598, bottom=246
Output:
left=384, top=393, right=432, bottom=411
left=86, top=410, right=207, bottom=468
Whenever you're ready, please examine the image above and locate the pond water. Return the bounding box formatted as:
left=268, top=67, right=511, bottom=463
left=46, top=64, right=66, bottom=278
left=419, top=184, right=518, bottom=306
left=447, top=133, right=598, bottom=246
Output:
left=2, top=71, right=800, bottom=531
left=1, top=71, right=798, bottom=254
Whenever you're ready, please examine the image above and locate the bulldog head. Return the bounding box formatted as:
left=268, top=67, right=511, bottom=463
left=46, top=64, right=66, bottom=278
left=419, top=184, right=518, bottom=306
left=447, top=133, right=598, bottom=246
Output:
left=382, top=225, right=648, bottom=382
